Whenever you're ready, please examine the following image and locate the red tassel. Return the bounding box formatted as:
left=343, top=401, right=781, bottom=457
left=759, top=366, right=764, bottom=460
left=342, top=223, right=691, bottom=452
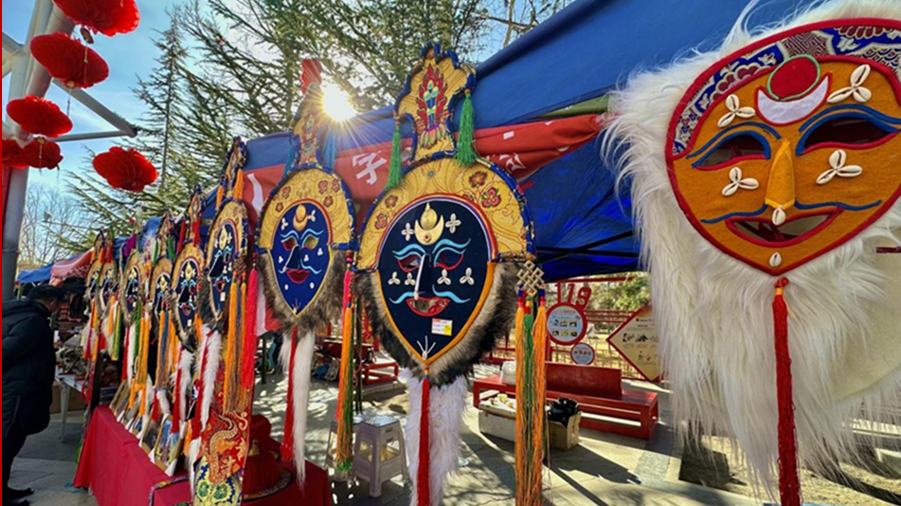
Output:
left=281, top=327, right=298, bottom=462
left=120, top=326, right=129, bottom=382
left=192, top=220, right=200, bottom=246
left=418, top=375, right=430, bottom=506
left=191, top=332, right=211, bottom=438
left=240, top=268, right=259, bottom=388
left=177, top=221, right=186, bottom=252
left=773, top=277, right=801, bottom=506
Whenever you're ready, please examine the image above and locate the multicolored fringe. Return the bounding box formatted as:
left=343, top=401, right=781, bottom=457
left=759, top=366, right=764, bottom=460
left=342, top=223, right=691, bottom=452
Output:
left=223, top=278, right=240, bottom=412
left=334, top=259, right=356, bottom=473
left=773, top=278, right=801, bottom=506
left=515, top=289, right=546, bottom=506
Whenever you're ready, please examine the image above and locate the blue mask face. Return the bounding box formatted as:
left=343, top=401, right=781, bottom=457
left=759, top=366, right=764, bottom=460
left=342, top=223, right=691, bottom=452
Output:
left=175, top=258, right=199, bottom=333
left=153, top=272, right=171, bottom=314
left=123, top=265, right=141, bottom=315
left=269, top=202, right=331, bottom=312
left=378, top=198, right=490, bottom=361
left=208, top=223, right=237, bottom=316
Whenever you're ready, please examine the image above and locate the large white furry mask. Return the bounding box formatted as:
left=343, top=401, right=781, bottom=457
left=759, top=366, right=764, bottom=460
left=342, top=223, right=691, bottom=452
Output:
left=607, top=0, right=901, bottom=492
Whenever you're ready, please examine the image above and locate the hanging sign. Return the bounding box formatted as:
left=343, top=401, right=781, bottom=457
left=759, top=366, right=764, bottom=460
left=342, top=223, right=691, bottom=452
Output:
left=570, top=342, right=595, bottom=365
left=606, top=305, right=660, bottom=382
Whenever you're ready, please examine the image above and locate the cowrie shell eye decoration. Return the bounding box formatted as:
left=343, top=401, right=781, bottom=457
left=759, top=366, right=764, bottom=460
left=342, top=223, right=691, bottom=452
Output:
left=817, top=149, right=863, bottom=185
left=721, top=167, right=760, bottom=196
left=717, top=94, right=757, bottom=128
left=827, top=64, right=872, bottom=103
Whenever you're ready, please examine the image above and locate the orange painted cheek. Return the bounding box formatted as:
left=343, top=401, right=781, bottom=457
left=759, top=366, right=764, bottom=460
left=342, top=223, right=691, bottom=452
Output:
left=672, top=159, right=771, bottom=220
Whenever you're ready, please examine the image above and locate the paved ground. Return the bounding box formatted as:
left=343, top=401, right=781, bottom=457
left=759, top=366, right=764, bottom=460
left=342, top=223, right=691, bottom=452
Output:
left=11, top=367, right=761, bottom=505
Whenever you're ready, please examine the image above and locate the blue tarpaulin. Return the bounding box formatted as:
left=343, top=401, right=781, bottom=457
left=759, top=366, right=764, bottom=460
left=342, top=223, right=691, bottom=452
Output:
left=16, top=263, right=53, bottom=285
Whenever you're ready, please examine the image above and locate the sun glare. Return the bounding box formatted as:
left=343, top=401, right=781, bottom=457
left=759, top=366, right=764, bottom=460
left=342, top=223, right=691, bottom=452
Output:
left=322, top=83, right=357, bottom=122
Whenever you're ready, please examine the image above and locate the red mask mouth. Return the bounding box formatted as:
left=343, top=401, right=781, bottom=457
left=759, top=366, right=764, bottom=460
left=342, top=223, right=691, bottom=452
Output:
left=727, top=208, right=840, bottom=247
left=406, top=296, right=449, bottom=317
left=286, top=268, right=310, bottom=284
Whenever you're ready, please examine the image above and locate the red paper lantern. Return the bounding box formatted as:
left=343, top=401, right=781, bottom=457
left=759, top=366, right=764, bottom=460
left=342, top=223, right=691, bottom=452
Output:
left=20, top=139, right=63, bottom=169
left=6, top=96, right=73, bottom=138
left=30, top=33, right=109, bottom=89
left=93, top=147, right=157, bottom=191
left=53, top=0, right=139, bottom=36
left=2, top=139, right=28, bottom=168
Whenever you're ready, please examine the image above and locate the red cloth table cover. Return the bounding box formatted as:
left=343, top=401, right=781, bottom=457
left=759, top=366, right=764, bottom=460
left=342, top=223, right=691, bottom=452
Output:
left=73, top=406, right=331, bottom=505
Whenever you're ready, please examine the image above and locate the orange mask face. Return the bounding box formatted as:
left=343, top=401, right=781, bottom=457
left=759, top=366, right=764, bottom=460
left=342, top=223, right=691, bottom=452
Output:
left=667, top=20, right=901, bottom=274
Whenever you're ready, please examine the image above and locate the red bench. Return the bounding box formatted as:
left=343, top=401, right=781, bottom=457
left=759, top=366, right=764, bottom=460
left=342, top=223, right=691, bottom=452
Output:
left=472, top=363, right=658, bottom=439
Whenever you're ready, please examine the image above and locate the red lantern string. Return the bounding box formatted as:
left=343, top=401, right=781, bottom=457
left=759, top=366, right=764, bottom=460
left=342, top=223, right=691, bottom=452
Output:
left=30, top=33, right=109, bottom=89
left=19, top=139, right=63, bottom=169
left=53, top=0, right=139, bottom=37
left=6, top=96, right=73, bottom=138
left=92, top=146, right=157, bottom=191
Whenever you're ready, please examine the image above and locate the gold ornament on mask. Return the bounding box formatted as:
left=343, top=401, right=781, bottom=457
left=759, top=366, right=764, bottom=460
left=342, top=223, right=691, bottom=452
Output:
left=414, top=203, right=444, bottom=245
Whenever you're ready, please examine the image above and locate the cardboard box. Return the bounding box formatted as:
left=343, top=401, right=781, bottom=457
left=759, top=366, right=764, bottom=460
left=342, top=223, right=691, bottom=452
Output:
left=477, top=405, right=581, bottom=451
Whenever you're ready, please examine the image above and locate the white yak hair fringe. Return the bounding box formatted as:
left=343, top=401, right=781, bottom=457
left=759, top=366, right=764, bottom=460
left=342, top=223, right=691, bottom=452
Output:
left=200, top=325, right=222, bottom=431
left=403, top=369, right=467, bottom=506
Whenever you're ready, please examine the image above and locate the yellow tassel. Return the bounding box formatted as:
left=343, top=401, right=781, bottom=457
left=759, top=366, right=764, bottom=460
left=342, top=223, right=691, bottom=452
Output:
left=233, top=169, right=245, bottom=198
left=530, top=295, right=548, bottom=503
left=513, top=293, right=527, bottom=503
left=216, top=185, right=224, bottom=209
left=223, top=280, right=239, bottom=411
left=335, top=302, right=355, bottom=470
left=194, top=314, right=204, bottom=357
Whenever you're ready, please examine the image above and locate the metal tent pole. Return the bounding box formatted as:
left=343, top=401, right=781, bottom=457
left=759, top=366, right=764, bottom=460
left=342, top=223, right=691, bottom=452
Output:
left=2, top=0, right=73, bottom=299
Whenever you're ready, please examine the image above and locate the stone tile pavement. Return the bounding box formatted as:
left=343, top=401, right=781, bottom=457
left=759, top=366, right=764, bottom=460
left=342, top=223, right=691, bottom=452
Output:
left=11, top=372, right=761, bottom=505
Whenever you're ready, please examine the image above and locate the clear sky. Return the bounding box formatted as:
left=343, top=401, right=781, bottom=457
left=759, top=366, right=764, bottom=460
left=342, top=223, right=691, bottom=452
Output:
left=2, top=0, right=182, bottom=189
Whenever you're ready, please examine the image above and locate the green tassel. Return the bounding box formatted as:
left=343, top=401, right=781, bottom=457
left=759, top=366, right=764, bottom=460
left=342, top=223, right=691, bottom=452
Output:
left=386, top=120, right=403, bottom=190
left=455, top=91, right=477, bottom=166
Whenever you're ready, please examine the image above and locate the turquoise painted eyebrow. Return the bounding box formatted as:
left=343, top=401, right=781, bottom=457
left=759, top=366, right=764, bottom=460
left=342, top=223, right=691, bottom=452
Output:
left=687, top=121, right=781, bottom=158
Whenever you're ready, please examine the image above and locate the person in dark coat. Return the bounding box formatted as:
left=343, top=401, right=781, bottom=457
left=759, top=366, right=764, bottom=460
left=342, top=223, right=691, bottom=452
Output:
left=2, top=285, right=65, bottom=506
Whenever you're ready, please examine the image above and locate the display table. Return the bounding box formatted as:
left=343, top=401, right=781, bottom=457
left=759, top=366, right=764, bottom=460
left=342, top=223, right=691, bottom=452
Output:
left=74, top=406, right=331, bottom=505
left=56, top=372, right=85, bottom=440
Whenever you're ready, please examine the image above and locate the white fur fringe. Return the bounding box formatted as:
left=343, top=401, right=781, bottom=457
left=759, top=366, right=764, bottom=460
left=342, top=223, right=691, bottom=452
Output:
left=403, top=370, right=467, bottom=506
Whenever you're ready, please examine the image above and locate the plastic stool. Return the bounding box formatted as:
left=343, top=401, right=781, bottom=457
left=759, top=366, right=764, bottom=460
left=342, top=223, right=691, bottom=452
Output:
left=353, top=414, right=406, bottom=497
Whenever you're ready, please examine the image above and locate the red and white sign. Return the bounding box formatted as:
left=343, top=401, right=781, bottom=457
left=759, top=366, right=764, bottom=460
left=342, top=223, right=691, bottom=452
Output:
left=570, top=342, right=595, bottom=365
left=547, top=282, right=592, bottom=345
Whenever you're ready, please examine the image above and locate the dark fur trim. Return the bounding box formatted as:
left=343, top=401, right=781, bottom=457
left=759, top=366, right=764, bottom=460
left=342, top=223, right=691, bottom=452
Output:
left=358, top=263, right=518, bottom=387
